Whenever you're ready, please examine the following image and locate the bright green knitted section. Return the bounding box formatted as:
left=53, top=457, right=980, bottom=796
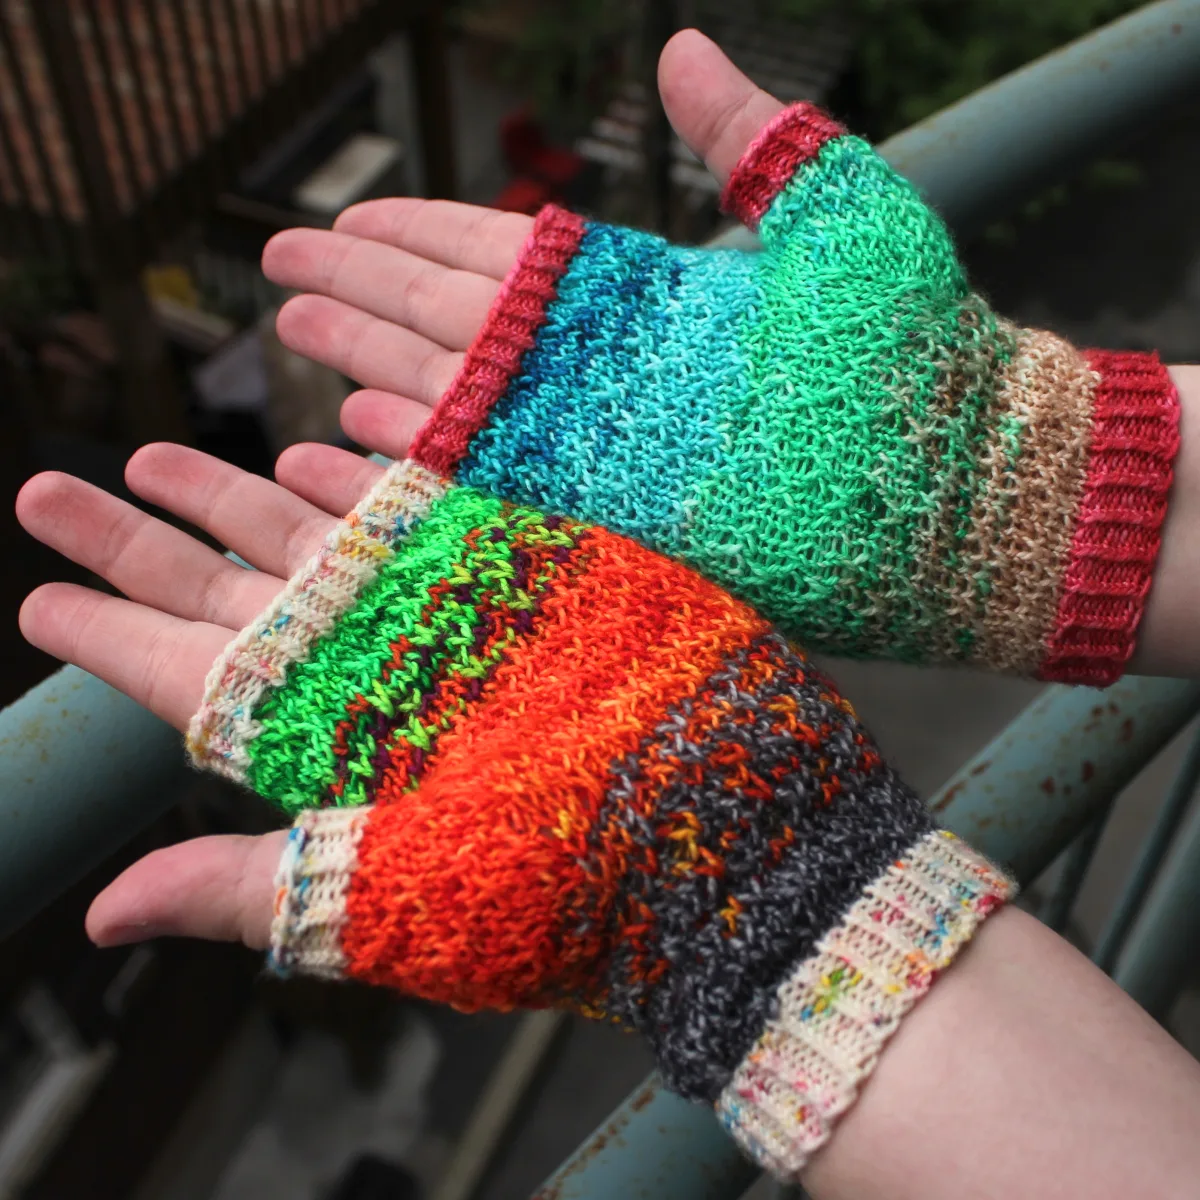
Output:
left=246, top=488, right=586, bottom=812
left=459, top=133, right=1018, bottom=663
left=686, top=136, right=1016, bottom=659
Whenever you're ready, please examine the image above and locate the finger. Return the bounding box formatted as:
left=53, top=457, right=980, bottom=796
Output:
left=19, top=583, right=229, bottom=730
left=333, top=198, right=532, bottom=282
left=125, top=443, right=337, bottom=580
left=275, top=442, right=385, bottom=516
left=340, top=389, right=432, bottom=462
left=276, top=294, right=460, bottom=407
left=263, top=227, right=499, bottom=352
left=16, top=472, right=283, bottom=629
left=658, top=28, right=784, bottom=186
left=87, top=831, right=286, bottom=950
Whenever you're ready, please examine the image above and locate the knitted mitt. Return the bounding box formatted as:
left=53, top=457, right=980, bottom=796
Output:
left=188, top=458, right=1013, bottom=1179
left=409, top=104, right=1180, bottom=687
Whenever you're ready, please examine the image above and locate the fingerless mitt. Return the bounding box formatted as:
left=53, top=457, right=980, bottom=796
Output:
left=410, top=103, right=1180, bottom=687
left=187, top=458, right=1013, bottom=1179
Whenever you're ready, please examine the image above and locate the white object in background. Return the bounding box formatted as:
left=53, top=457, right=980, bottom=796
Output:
left=192, top=328, right=271, bottom=414
left=292, top=133, right=406, bottom=219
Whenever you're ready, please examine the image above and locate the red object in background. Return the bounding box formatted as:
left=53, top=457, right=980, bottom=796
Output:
left=501, top=108, right=585, bottom=187
left=491, top=108, right=584, bottom=212
left=492, top=177, right=552, bottom=215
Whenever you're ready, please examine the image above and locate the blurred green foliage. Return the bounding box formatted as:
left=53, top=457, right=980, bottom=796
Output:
left=823, top=0, right=1148, bottom=137
left=455, top=0, right=1150, bottom=139
left=0, top=259, right=81, bottom=329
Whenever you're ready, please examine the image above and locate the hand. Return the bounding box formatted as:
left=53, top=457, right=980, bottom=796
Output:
left=16, top=440, right=396, bottom=948
left=14, top=30, right=798, bottom=956
left=261, top=28, right=782, bottom=463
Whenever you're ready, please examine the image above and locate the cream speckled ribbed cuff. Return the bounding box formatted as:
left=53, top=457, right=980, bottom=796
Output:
left=716, top=830, right=1014, bottom=1179
left=187, top=459, right=447, bottom=783
left=268, top=807, right=367, bottom=979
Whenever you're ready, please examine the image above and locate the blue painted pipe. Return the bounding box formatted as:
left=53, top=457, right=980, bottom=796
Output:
left=1112, top=773, right=1200, bottom=1017
left=714, top=0, right=1200, bottom=252
left=0, top=666, right=188, bottom=938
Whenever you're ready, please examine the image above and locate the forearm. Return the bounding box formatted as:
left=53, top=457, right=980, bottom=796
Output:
left=1132, top=364, right=1200, bottom=677
left=804, top=905, right=1200, bottom=1200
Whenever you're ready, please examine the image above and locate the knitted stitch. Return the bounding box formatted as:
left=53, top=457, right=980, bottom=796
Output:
left=410, top=103, right=1180, bottom=687
left=189, top=458, right=1014, bottom=1179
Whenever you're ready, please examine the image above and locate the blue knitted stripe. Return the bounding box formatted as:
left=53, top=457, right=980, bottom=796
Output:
left=459, top=222, right=761, bottom=557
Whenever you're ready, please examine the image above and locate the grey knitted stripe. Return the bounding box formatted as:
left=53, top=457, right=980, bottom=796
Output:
left=582, top=633, right=933, bottom=1102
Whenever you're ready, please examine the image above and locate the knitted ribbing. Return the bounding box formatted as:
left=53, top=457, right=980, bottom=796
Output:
left=190, top=458, right=1013, bottom=1179
left=410, top=102, right=1179, bottom=686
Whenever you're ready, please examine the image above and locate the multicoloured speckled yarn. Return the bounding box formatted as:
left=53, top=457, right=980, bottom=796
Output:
left=187, top=458, right=1013, bottom=1180
left=411, top=103, right=1180, bottom=687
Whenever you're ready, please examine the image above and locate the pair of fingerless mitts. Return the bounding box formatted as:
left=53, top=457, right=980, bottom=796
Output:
left=188, top=105, right=1178, bottom=1179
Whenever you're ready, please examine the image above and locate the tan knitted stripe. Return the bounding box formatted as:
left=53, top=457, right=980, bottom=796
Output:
left=967, top=327, right=1098, bottom=674
left=715, top=830, right=1014, bottom=1180
left=269, top=807, right=368, bottom=980
left=186, top=458, right=449, bottom=782
left=902, top=297, right=1016, bottom=663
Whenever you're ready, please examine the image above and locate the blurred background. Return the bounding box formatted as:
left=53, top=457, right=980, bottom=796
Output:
left=0, top=1, right=1198, bottom=1197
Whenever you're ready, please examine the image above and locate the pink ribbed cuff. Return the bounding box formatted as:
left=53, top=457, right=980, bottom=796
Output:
left=1039, top=351, right=1180, bottom=686
left=720, top=103, right=848, bottom=230
left=409, top=204, right=586, bottom=476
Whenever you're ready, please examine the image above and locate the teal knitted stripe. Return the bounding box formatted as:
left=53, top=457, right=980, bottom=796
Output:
left=455, top=133, right=1026, bottom=663
left=686, top=135, right=1007, bottom=658
left=460, top=222, right=759, bottom=559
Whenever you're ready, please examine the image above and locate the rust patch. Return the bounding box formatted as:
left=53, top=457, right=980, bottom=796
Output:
left=1040, top=777, right=1057, bottom=795
left=1081, top=761, right=1095, bottom=782
left=1092, top=705, right=1104, bottom=717
left=531, top=1083, right=655, bottom=1199
left=1119, top=717, right=1135, bottom=743
left=931, top=780, right=965, bottom=812
left=1108, top=703, right=1120, bottom=715
left=969, top=760, right=991, bottom=777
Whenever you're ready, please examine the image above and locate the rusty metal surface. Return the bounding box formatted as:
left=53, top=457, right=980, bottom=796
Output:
left=1093, top=722, right=1200, bottom=973
left=884, top=0, right=1200, bottom=235
left=1112, top=760, right=1200, bottom=1017
left=530, top=1079, right=757, bottom=1200
left=0, top=665, right=186, bottom=938
left=929, top=678, right=1200, bottom=884
left=711, top=0, right=1200, bottom=253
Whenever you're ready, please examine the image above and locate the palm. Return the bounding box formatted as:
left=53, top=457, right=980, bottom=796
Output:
left=262, top=29, right=783, bottom=461
left=15, top=30, right=784, bottom=952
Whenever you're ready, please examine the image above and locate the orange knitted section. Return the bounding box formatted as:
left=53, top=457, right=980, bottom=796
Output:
left=361, top=532, right=600, bottom=804
left=340, top=528, right=768, bottom=1009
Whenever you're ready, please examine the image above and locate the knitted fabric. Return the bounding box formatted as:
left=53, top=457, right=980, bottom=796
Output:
left=410, top=103, right=1180, bottom=687
left=188, top=458, right=1014, bottom=1179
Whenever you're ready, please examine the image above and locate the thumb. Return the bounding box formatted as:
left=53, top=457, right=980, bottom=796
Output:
left=657, top=28, right=784, bottom=187
left=86, top=831, right=287, bottom=951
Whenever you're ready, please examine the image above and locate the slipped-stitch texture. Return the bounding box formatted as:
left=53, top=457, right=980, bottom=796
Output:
left=189, top=458, right=1014, bottom=1179
left=410, top=103, right=1180, bottom=687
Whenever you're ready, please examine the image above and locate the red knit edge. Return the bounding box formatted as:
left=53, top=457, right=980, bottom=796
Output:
left=1038, top=351, right=1180, bottom=687
left=409, top=204, right=587, bottom=475
left=719, top=103, right=848, bottom=231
